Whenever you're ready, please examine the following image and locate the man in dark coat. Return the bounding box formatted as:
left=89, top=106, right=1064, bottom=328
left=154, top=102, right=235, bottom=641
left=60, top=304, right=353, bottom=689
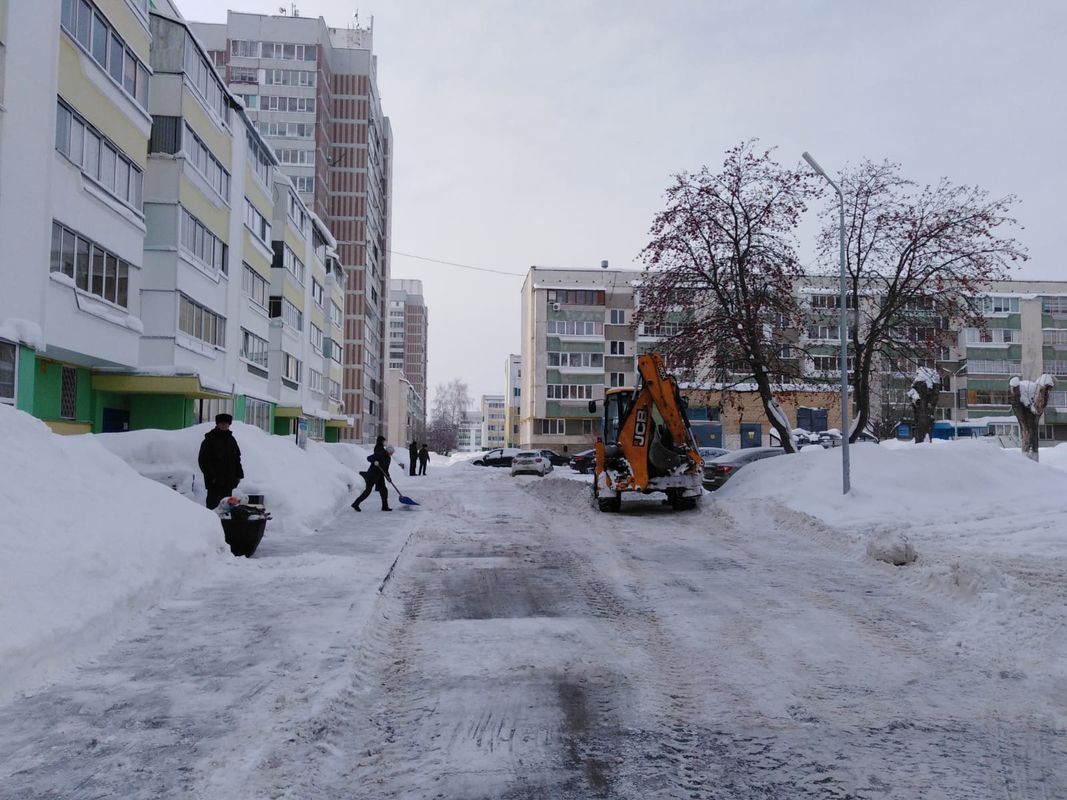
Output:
left=198, top=413, right=244, bottom=509
left=418, top=444, right=430, bottom=476
left=408, top=440, right=418, bottom=477
left=352, top=436, right=394, bottom=511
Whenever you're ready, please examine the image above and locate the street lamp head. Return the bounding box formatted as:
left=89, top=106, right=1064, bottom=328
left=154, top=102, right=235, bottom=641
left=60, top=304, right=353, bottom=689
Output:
left=802, top=151, right=827, bottom=178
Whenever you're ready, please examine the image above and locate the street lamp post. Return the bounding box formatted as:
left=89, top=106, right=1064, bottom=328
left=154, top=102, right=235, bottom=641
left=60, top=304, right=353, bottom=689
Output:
left=803, top=151, right=850, bottom=494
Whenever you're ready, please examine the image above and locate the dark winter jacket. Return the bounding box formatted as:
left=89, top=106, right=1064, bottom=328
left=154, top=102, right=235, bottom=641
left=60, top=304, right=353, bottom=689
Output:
left=366, top=443, right=391, bottom=479
left=418, top=446, right=430, bottom=465
left=198, top=427, right=244, bottom=489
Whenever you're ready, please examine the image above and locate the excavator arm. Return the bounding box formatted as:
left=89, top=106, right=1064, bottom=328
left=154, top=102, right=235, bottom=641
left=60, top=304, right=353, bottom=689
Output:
left=635, top=353, right=703, bottom=470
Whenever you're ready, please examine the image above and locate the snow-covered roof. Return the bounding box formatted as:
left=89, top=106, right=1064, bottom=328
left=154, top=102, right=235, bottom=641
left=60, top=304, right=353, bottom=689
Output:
left=0, top=318, right=44, bottom=350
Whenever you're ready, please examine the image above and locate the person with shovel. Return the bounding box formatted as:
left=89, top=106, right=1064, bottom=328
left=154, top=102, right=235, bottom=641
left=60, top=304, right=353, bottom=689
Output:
left=352, top=437, right=394, bottom=512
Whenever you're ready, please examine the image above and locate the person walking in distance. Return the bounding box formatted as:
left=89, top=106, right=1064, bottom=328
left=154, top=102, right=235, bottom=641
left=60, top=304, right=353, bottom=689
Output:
left=418, top=443, right=430, bottom=476
left=198, top=413, right=244, bottom=509
left=352, top=436, right=394, bottom=512
left=408, top=440, right=418, bottom=477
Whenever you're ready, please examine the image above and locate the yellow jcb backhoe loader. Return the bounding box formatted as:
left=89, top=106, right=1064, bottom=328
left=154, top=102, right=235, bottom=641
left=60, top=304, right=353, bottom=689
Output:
left=590, top=353, right=704, bottom=512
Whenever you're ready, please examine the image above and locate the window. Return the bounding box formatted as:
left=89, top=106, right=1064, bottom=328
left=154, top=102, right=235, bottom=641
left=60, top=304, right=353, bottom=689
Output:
left=183, top=32, right=228, bottom=124
left=230, top=39, right=260, bottom=58
left=328, top=378, right=341, bottom=400
left=308, top=368, right=323, bottom=393
left=311, top=278, right=324, bottom=307
left=967, top=389, right=1012, bottom=406
left=261, top=95, right=316, bottom=113
left=547, top=351, right=603, bottom=368
left=1041, top=297, right=1067, bottom=315
left=0, top=341, right=16, bottom=405
left=965, top=327, right=1019, bottom=345
left=60, top=0, right=149, bottom=111
left=806, top=324, right=838, bottom=340
left=60, top=366, right=78, bottom=419
left=277, top=298, right=303, bottom=331
left=1043, top=329, right=1067, bottom=346
left=310, top=323, right=324, bottom=354
left=281, top=352, right=301, bottom=385
left=1049, top=391, right=1067, bottom=408
left=281, top=245, right=305, bottom=285
left=974, top=295, right=1020, bottom=315
left=811, top=293, right=856, bottom=309
left=55, top=100, right=143, bottom=211
left=244, top=397, right=272, bottom=433
left=537, top=418, right=566, bottom=435
left=244, top=199, right=271, bottom=244
left=331, top=300, right=343, bottom=330
left=50, top=221, right=131, bottom=307
left=287, top=193, right=309, bottom=232
left=641, top=322, right=682, bottom=337
left=264, top=69, right=315, bottom=87
left=967, top=359, right=1021, bottom=375
left=295, top=176, right=315, bottom=193
left=178, top=294, right=226, bottom=347
left=262, top=42, right=317, bottom=61
left=258, top=120, right=315, bottom=139
left=242, top=263, right=268, bottom=308
left=609, top=372, right=626, bottom=387
left=240, top=329, right=268, bottom=367
left=811, top=355, right=855, bottom=372
left=609, top=341, right=626, bottom=355
left=246, top=130, right=273, bottom=187
left=274, top=147, right=314, bottom=165
left=181, top=208, right=228, bottom=273
left=546, top=320, right=603, bottom=336
left=230, top=66, right=258, bottom=84
left=547, top=289, right=605, bottom=306
left=184, top=124, right=230, bottom=199
left=1044, top=360, right=1067, bottom=376
left=546, top=384, right=595, bottom=400
left=609, top=309, right=626, bottom=325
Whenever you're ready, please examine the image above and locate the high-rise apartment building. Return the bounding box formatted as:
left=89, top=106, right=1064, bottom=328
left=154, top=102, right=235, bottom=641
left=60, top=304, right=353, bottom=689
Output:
left=191, top=12, right=392, bottom=442
left=480, top=394, right=506, bottom=450
left=504, top=354, right=521, bottom=447
left=388, top=279, right=428, bottom=420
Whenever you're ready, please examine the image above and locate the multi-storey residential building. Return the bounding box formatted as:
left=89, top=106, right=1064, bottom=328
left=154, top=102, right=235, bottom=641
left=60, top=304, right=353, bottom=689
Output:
left=520, top=267, right=637, bottom=453
left=388, top=279, right=428, bottom=419
left=191, top=12, right=393, bottom=443
left=504, top=354, right=521, bottom=447
left=385, top=367, right=423, bottom=450
left=456, top=409, right=482, bottom=452
left=0, top=0, right=152, bottom=432
left=480, top=394, right=506, bottom=450
left=0, top=1, right=352, bottom=442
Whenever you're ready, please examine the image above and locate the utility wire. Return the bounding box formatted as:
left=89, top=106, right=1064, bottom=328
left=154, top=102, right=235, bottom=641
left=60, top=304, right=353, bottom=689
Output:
left=389, top=250, right=526, bottom=277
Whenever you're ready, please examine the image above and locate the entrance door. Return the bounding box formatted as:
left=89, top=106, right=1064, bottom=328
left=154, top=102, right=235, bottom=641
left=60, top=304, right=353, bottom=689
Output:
left=101, top=407, right=130, bottom=433
left=740, top=422, right=763, bottom=448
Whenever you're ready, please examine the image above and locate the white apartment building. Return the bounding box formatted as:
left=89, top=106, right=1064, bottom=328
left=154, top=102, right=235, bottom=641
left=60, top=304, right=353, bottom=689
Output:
left=504, top=354, right=521, bottom=447
left=456, top=409, right=482, bottom=452
left=385, top=367, right=423, bottom=450
left=480, top=394, right=506, bottom=450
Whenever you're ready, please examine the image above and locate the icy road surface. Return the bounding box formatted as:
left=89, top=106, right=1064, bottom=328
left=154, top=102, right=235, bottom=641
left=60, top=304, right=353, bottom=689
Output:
left=2, top=464, right=1065, bottom=798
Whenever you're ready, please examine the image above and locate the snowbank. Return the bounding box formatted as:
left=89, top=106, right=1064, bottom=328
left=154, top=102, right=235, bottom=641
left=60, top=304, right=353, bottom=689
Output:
left=97, top=422, right=360, bottom=535
left=0, top=406, right=224, bottom=702
left=720, top=439, right=1067, bottom=559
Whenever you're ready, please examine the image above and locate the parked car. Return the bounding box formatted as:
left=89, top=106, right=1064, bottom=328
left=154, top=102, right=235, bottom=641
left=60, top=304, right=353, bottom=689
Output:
left=697, top=446, right=728, bottom=461
left=702, top=446, right=786, bottom=491
left=511, top=450, right=553, bottom=477
left=569, top=448, right=596, bottom=474
left=472, top=447, right=521, bottom=467
left=539, top=449, right=570, bottom=466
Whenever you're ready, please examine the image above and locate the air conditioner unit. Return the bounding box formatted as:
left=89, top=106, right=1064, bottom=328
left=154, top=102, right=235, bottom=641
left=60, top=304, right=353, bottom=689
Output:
left=552, top=302, right=561, bottom=312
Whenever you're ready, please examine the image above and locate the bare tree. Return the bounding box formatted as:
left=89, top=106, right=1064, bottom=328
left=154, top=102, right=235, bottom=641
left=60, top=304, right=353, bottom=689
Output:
left=636, top=141, right=818, bottom=453
left=813, top=160, right=1027, bottom=443
left=1009, top=375, right=1054, bottom=461
left=426, top=379, right=470, bottom=455
left=907, top=367, right=941, bottom=443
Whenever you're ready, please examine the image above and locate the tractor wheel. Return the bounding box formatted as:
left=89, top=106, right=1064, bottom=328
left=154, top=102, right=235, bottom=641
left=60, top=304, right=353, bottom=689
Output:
left=669, top=492, right=698, bottom=511
left=597, top=495, right=621, bottom=512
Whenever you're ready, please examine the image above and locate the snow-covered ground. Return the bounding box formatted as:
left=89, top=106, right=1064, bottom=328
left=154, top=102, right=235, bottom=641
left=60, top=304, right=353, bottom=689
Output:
left=2, top=412, right=1066, bottom=797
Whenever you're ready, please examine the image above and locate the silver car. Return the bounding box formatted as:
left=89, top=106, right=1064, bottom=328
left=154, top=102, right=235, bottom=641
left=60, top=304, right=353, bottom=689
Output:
left=510, top=450, right=553, bottom=477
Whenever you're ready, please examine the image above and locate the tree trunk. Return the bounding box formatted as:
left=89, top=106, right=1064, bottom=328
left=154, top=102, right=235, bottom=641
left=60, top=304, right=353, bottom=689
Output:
left=754, top=370, right=796, bottom=454
left=1010, top=377, right=1054, bottom=462
left=909, top=378, right=939, bottom=443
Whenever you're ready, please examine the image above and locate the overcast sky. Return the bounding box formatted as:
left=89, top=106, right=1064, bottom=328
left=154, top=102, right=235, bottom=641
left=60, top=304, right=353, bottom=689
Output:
left=179, top=0, right=1066, bottom=402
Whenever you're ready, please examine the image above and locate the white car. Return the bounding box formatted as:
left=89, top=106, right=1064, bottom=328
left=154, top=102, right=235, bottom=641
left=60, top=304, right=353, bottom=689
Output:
left=510, top=450, right=553, bottom=477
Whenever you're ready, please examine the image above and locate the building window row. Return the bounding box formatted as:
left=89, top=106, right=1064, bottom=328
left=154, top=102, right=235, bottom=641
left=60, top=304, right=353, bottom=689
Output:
left=231, top=67, right=258, bottom=85
left=547, top=384, right=596, bottom=400
left=967, top=389, right=1011, bottom=406
left=242, top=263, right=269, bottom=308
left=178, top=294, right=226, bottom=348
left=60, top=0, right=149, bottom=110
left=184, top=33, right=229, bottom=125
left=974, top=296, right=1020, bottom=315
left=965, top=327, right=1019, bottom=345
left=548, top=351, right=603, bottom=368
left=810, top=293, right=857, bottom=310
left=245, top=130, right=273, bottom=187
left=261, top=95, right=316, bottom=113
left=180, top=207, right=228, bottom=274
left=265, top=69, right=316, bottom=87
left=49, top=220, right=131, bottom=308
left=276, top=297, right=303, bottom=332
left=240, top=328, right=268, bottom=367
left=184, top=123, right=230, bottom=199
left=547, top=289, right=605, bottom=306
left=281, top=244, right=305, bottom=285
left=1041, top=297, right=1067, bottom=315
left=275, top=147, right=314, bottom=165
left=1043, top=329, right=1067, bottom=346
left=536, top=418, right=566, bottom=435
left=811, top=355, right=856, bottom=372
left=968, top=359, right=1021, bottom=375
left=1044, top=360, right=1067, bottom=376
left=55, top=99, right=143, bottom=212
left=244, top=199, right=271, bottom=245
left=546, top=320, right=603, bottom=337
left=288, top=193, right=309, bottom=233
left=231, top=40, right=317, bottom=62
left=258, top=120, right=315, bottom=140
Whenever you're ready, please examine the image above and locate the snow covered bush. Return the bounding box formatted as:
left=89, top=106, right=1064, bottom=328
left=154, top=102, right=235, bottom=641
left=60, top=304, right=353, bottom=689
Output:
left=866, top=529, right=918, bottom=566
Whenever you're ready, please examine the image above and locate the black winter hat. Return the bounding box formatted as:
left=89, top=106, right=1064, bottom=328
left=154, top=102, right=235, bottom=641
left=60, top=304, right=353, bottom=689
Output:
left=215, top=413, right=233, bottom=424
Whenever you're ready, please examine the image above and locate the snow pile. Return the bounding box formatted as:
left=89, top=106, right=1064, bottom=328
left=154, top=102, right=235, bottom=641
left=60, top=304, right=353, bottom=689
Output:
left=866, top=529, right=918, bottom=565
left=97, top=422, right=359, bottom=535
left=0, top=317, right=44, bottom=349
left=1009, top=374, right=1055, bottom=413
left=0, top=405, right=224, bottom=702
left=719, top=439, right=1067, bottom=559
left=914, top=366, right=939, bottom=390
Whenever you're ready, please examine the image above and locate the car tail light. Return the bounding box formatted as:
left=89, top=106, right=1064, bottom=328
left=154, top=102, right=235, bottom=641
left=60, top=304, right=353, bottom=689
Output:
left=712, top=465, right=736, bottom=475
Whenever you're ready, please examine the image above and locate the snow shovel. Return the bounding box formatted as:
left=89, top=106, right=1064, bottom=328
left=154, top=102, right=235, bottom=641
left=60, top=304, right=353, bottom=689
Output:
left=384, top=473, right=419, bottom=506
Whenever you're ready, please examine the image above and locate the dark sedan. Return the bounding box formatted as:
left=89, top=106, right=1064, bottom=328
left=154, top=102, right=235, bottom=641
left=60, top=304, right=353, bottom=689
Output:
left=569, top=448, right=596, bottom=474
left=702, top=447, right=786, bottom=491
left=540, top=449, right=570, bottom=466
left=472, top=448, right=521, bottom=467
